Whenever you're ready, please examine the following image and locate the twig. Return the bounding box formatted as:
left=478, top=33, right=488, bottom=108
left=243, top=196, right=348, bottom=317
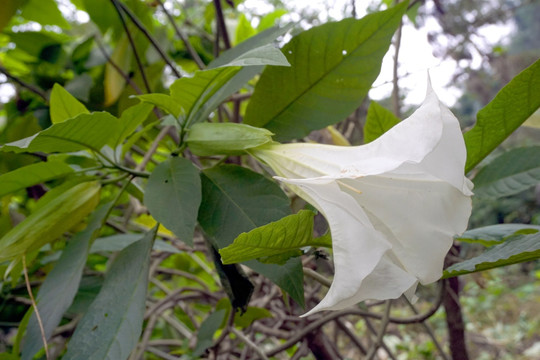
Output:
left=265, top=293, right=444, bottom=358
left=231, top=328, right=270, bottom=360
left=146, top=347, right=181, bottom=360
left=135, top=125, right=173, bottom=171
left=132, top=314, right=158, bottom=360
left=405, top=296, right=450, bottom=360
left=209, top=308, right=235, bottom=355
left=22, top=255, right=50, bottom=360
left=364, top=317, right=398, bottom=360
left=156, top=0, right=205, bottom=69
left=94, top=36, right=143, bottom=95
left=391, top=4, right=403, bottom=118
left=303, top=267, right=332, bottom=287
left=114, top=0, right=182, bottom=78
left=213, top=0, right=231, bottom=50
left=366, top=300, right=392, bottom=360
left=157, top=267, right=211, bottom=291
left=0, top=65, right=48, bottom=101
left=111, top=0, right=152, bottom=94
left=335, top=318, right=367, bottom=355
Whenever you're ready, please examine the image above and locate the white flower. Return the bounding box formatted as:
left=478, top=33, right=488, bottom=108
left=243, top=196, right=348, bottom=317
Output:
left=250, top=81, right=473, bottom=316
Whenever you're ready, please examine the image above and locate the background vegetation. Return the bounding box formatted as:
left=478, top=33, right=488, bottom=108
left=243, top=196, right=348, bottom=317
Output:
left=0, top=0, right=539, bottom=359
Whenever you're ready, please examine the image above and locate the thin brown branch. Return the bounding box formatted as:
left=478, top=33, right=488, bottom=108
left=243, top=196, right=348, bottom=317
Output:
left=391, top=8, right=403, bottom=118
left=266, top=282, right=444, bottom=357
left=156, top=0, right=205, bottom=69
left=111, top=0, right=152, bottom=94
left=94, top=36, right=143, bottom=95
left=335, top=318, right=367, bottom=355
left=0, top=65, right=48, bottom=101
left=231, top=328, right=270, bottom=360
left=405, top=296, right=450, bottom=360
left=23, top=255, right=50, bottom=360
left=114, top=0, right=182, bottom=78
left=366, top=300, right=392, bottom=360
left=213, top=0, right=231, bottom=50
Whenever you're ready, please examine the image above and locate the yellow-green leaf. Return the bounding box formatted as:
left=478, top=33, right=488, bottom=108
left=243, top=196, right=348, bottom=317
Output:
left=50, top=83, right=90, bottom=124
left=0, top=181, right=101, bottom=262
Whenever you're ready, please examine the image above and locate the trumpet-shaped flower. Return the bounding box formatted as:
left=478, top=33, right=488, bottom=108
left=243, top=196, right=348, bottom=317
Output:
left=250, top=82, right=473, bottom=316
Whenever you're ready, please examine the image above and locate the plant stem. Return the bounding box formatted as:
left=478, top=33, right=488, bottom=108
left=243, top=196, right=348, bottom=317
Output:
left=114, top=0, right=182, bottom=78
left=0, top=65, right=48, bottom=101
left=156, top=0, right=205, bottom=69
left=111, top=0, right=152, bottom=94
left=22, top=255, right=50, bottom=360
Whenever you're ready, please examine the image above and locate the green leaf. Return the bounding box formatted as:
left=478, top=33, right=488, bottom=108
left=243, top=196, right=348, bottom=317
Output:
left=0, top=161, right=73, bottom=197
left=152, top=26, right=293, bottom=127
left=144, top=157, right=201, bottom=246
left=246, top=257, right=304, bottom=307
left=208, top=24, right=293, bottom=69
left=198, top=165, right=304, bottom=306
left=22, top=203, right=112, bottom=360
left=210, top=245, right=254, bottom=312
left=257, top=10, right=288, bottom=32
left=457, top=224, right=540, bottom=246
left=186, top=122, right=274, bottom=156
left=364, top=101, right=400, bottom=143
left=192, top=309, right=226, bottom=358
left=81, top=0, right=120, bottom=34
left=465, top=59, right=540, bottom=172
left=63, top=227, right=157, bottom=360
left=91, top=234, right=180, bottom=254
left=0, top=181, right=100, bottom=262
left=136, top=93, right=183, bottom=118
left=0, top=0, right=21, bottom=32
left=443, top=231, right=540, bottom=278
left=20, top=0, right=71, bottom=29
left=1, top=112, right=121, bottom=154
left=220, top=210, right=315, bottom=264
left=234, top=306, right=272, bottom=328
left=104, top=34, right=131, bottom=106
left=50, top=83, right=90, bottom=124
left=170, top=67, right=241, bottom=126
left=114, top=102, right=154, bottom=147
left=198, top=165, right=290, bottom=249
left=473, top=146, right=540, bottom=198
left=212, top=44, right=290, bottom=68
left=244, top=2, right=408, bottom=141
left=235, top=13, right=256, bottom=45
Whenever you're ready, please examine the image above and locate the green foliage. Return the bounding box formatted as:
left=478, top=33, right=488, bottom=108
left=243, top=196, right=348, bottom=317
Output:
left=457, top=224, right=540, bottom=246
left=220, top=210, right=317, bottom=264
left=192, top=309, right=226, bottom=357
left=198, top=165, right=290, bottom=249
left=186, top=122, right=274, bottom=156
left=444, top=231, right=540, bottom=278
left=144, top=157, right=201, bottom=246
left=0, top=0, right=538, bottom=358
left=0, top=181, right=100, bottom=262
left=0, top=161, right=73, bottom=197
left=364, top=101, right=401, bottom=143
left=464, top=59, right=540, bottom=172
left=1, top=112, right=120, bottom=153
left=63, top=227, right=156, bottom=360
left=49, top=84, right=90, bottom=124
left=22, top=203, right=112, bottom=360
left=473, top=146, right=540, bottom=198
left=244, top=2, right=408, bottom=141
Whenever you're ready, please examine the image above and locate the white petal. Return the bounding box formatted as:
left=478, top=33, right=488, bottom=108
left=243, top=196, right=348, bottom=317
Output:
left=339, top=174, right=471, bottom=284
left=252, top=80, right=461, bottom=181
left=279, top=177, right=392, bottom=315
